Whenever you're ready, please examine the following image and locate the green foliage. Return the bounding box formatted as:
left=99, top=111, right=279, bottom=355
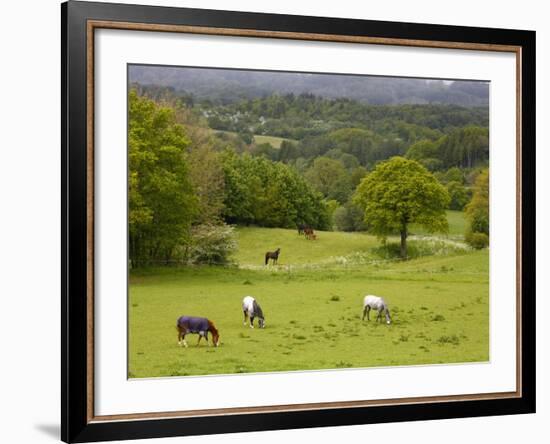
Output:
left=250, top=142, right=278, bottom=161
left=438, top=126, right=489, bottom=169
left=446, top=181, right=472, bottom=210
left=220, top=151, right=330, bottom=229
left=304, top=157, right=352, bottom=204
left=349, top=166, right=368, bottom=189
left=405, top=139, right=442, bottom=171
left=465, top=232, right=489, bottom=249
left=333, top=202, right=367, bottom=232
left=441, top=167, right=465, bottom=184
left=464, top=168, right=489, bottom=249
left=465, top=169, right=489, bottom=235
left=278, top=140, right=299, bottom=163
left=354, top=157, right=450, bottom=258
left=186, top=142, right=225, bottom=224
left=186, top=224, right=238, bottom=265
left=128, top=90, right=198, bottom=266
left=326, top=128, right=380, bottom=166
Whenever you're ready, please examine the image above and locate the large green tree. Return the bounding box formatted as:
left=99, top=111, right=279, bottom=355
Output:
left=354, top=157, right=450, bottom=258
left=128, top=90, right=198, bottom=266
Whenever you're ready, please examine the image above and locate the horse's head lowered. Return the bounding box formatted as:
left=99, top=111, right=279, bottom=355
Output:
left=208, top=320, right=220, bottom=347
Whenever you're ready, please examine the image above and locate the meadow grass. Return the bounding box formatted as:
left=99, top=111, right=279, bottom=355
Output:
left=234, top=227, right=379, bottom=267
left=253, top=134, right=295, bottom=148
left=210, top=129, right=294, bottom=148
left=129, top=218, right=489, bottom=378
left=409, top=210, right=466, bottom=238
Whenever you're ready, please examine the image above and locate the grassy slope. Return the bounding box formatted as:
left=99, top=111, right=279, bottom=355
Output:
left=234, top=228, right=378, bottom=266
left=409, top=210, right=466, bottom=238
left=129, top=213, right=488, bottom=378
left=253, top=134, right=294, bottom=148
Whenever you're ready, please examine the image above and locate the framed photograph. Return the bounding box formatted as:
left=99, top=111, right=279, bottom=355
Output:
left=62, top=1, right=535, bottom=442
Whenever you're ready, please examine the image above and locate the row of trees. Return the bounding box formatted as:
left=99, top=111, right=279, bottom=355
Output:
left=128, top=91, right=331, bottom=266
left=220, top=151, right=331, bottom=229
left=219, top=123, right=488, bottom=173
left=204, top=93, right=488, bottom=139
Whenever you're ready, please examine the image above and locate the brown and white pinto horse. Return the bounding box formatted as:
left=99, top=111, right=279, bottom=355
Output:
left=176, top=315, right=220, bottom=347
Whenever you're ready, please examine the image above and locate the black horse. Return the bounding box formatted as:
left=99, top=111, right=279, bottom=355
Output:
left=297, top=223, right=306, bottom=235
left=265, top=248, right=281, bottom=265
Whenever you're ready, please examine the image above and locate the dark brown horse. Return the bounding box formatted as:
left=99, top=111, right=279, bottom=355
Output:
left=265, top=248, right=281, bottom=265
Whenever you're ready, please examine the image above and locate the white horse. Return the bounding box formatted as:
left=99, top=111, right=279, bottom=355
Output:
left=362, top=295, right=392, bottom=324
left=242, top=296, right=265, bottom=328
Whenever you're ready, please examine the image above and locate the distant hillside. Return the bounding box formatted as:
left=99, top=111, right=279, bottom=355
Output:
left=128, top=65, right=489, bottom=107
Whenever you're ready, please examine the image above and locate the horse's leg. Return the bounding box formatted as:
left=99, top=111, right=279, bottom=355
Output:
left=365, top=306, right=371, bottom=321
left=376, top=310, right=382, bottom=323
left=243, top=310, right=248, bottom=326
left=178, top=328, right=188, bottom=347
left=250, top=316, right=255, bottom=329
left=362, top=306, right=368, bottom=320
left=196, top=335, right=202, bottom=346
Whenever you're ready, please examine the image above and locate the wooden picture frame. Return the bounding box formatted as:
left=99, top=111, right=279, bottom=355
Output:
left=61, top=1, right=535, bottom=442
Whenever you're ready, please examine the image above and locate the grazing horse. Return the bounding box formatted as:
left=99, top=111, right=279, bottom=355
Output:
left=304, top=227, right=316, bottom=240
left=176, top=315, right=220, bottom=347
left=265, top=248, right=281, bottom=265
left=242, top=296, right=265, bottom=328
left=362, top=295, right=392, bottom=324
left=297, top=223, right=306, bottom=235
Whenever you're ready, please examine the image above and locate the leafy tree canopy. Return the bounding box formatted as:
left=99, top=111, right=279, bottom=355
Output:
left=128, top=90, right=198, bottom=265
left=354, top=157, right=450, bottom=258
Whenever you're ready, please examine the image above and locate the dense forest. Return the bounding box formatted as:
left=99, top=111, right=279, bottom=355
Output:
left=129, top=76, right=489, bottom=266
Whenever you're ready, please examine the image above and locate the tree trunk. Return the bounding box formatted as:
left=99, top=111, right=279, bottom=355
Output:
left=400, top=226, right=408, bottom=259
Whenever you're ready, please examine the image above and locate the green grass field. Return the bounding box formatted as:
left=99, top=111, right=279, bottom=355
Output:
left=409, top=210, right=466, bottom=238
left=253, top=134, right=295, bottom=148
left=129, top=212, right=488, bottom=378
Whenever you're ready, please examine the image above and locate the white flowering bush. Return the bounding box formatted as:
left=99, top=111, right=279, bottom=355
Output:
left=187, top=224, right=238, bottom=265
left=372, top=236, right=471, bottom=259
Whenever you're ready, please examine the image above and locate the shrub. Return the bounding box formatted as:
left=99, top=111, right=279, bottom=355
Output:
left=333, top=202, right=367, bottom=232
left=186, top=223, right=237, bottom=265
left=446, top=181, right=472, bottom=210
left=372, top=238, right=470, bottom=259
left=465, top=231, right=489, bottom=249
